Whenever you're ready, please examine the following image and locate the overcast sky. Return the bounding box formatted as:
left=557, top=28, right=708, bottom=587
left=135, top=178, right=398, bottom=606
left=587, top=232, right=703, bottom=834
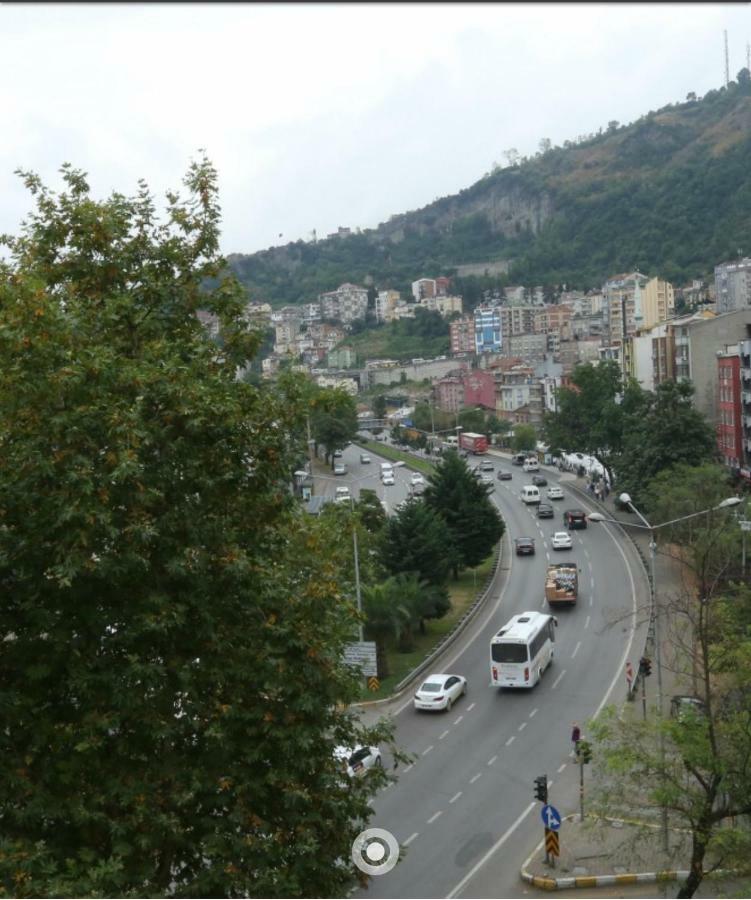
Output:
left=2, top=3, right=750, bottom=256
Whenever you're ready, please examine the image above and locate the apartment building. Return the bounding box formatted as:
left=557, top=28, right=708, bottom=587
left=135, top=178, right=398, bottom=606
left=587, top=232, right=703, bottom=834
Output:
left=474, top=306, right=502, bottom=354
left=419, top=294, right=463, bottom=317
left=434, top=375, right=464, bottom=413
left=318, top=283, right=368, bottom=326
left=715, top=258, right=751, bottom=313
left=500, top=306, right=537, bottom=337
left=642, top=277, right=674, bottom=328
left=503, top=332, right=547, bottom=360
left=411, top=278, right=437, bottom=302
left=717, top=350, right=743, bottom=470
left=375, top=290, right=401, bottom=323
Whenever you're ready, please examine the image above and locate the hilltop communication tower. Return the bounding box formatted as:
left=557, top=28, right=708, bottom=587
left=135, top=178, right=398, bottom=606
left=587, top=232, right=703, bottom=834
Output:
left=724, top=29, right=730, bottom=87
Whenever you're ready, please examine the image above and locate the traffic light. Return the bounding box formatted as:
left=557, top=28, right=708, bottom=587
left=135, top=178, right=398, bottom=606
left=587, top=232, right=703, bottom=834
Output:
left=577, top=739, right=592, bottom=764
left=639, top=656, right=652, bottom=677
left=534, top=774, right=548, bottom=803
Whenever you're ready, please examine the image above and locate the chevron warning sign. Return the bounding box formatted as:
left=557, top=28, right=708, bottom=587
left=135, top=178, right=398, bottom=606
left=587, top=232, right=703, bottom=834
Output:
left=545, top=828, right=560, bottom=857
left=367, top=676, right=380, bottom=692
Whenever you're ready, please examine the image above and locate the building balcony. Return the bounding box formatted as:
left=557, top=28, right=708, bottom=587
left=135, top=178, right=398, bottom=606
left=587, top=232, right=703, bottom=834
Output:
left=742, top=367, right=751, bottom=382
left=743, top=392, right=751, bottom=407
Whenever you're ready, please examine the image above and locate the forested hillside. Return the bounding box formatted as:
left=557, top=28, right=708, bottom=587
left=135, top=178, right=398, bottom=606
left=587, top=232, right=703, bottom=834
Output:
left=228, top=75, right=751, bottom=306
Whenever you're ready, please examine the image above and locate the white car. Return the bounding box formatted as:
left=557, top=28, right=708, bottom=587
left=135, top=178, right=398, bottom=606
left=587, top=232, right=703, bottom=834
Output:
left=382, top=473, right=395, bottom=486
left=334, top=486, right=351, bottom=504
left=360, top=453, right=371, bottom=464
left=547, top=486, right=564, bottom=500
left=410, top=473, right=425, bottom=487
left=333, top=463, right=347, bottom=476
left=413, top=673, right=467, bottom=712
left=551, top=531, right=573, bottom=550
left=334, top=745, right=382, bottom=778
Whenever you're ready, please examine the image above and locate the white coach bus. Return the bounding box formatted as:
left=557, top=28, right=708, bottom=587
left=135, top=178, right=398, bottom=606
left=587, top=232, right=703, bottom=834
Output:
left=490, top=611, right=557, bottom=688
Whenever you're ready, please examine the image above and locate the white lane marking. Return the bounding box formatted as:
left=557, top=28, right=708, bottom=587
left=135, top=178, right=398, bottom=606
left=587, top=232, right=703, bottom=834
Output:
left=487, top=755, right=498, bottom=766
left=590, top=577, right=595, bottom=590
left=403, top=832, right=419, bottom=847
left=449, top=791, right=463, bottom=804
left=422, top=745, right=434, bottom=756
left=470, top=772, right=482, bottom=784
left=552, top=669, right=566, bottom=689
left=518, top=721, right=527, bottom=732
left=404, top=764, right=414, bottom=773
left=571, top=641, right=581, bottom=659
left=453, top=715, right=464, bottom=725
left=505, top=735, right=515, bottom=746
left=427, top=810, right=443, bottom=824
left=557, top=763, right=567, bottom=773
left=585, top=615, right=590, bottom=629
left=529, top=708, right=539, bottom=718
left=439, top=729, right=450, bottom=740
left=446, top=802, right=536, bottom=899
left=590, top=595, right=594, bottom=606
left=466, top=702, right=475, bottom=711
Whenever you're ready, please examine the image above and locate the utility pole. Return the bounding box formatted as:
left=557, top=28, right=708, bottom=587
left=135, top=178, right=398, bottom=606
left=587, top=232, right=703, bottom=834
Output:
left=724, top=29, right=730, bottom=87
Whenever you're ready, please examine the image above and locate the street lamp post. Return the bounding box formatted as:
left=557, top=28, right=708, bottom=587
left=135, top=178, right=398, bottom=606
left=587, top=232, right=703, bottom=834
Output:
left=588, top=493, right=741, bottom=853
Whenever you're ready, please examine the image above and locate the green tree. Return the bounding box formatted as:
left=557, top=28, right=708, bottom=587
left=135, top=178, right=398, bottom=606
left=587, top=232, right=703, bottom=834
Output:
left=423, top=451, right=505, bottom=575
left=511, top=424, right=537, bottom=452
left=373, top=393, right=387, bottom=419
left=310, top=386, right=358, bottom=462
left=615, top=382, right=717, bottom=506
left=381, top=499, right=455, bottom=587
left=0, top=160, right=395, bottom=898
left=457, top=407, right=486, bottom=433
left=362, top=577, right=413, bottom=674
left=356, top=488, right=388, bottom=535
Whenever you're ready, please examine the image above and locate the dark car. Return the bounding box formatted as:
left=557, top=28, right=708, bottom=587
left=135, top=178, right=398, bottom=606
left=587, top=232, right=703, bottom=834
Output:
left=564, top=509, right=588, bottom=530
left=515, top=536, right=536, bottom=556
left=497, top=470, right=512, bottom=481
left=531, top=474, right=548, bottom=487
left=511, top=453, right=527, bottom=466
left=537, top=502, right=554, bottom=519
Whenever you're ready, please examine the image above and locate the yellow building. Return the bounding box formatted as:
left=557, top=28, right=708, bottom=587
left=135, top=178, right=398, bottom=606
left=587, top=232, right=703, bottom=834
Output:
left=641, top=277, right=674, bottom=329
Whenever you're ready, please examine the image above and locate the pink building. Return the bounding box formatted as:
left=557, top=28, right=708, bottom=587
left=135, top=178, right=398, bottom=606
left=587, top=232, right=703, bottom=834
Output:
left=463, top=369, right=496, bottom=410
left=717, top=351, right=743, bottom=470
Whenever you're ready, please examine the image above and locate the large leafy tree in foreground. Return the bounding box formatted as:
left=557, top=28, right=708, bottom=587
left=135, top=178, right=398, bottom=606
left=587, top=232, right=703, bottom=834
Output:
left=0, top=160, right=394, bottom=897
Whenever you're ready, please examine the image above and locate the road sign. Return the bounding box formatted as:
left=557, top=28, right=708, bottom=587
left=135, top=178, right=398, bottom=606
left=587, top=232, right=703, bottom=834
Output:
left=344, top=641, right=378, bottom=677
left=545, top=828, right=560, bottom=857
left=367, top=676, right=380, bottom=692
left=541, top=803, right=561, bottom=831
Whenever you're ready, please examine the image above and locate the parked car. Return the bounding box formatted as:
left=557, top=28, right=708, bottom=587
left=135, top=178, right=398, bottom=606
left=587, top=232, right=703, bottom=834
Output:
left=334, top=745, right=382, bottom=778
left=551, top=531, right=573, bottom=550
left=360, top=453, right=372, bottom=464
left=497, top=470, right=512, bottom=481
left=547, top=486, right=564, bottom=500
left=333, top=463, right=347, bottom=476
left=531, top=474, right=548, bottom=486
left=479, top=460, right=494, bottom=472
left=537, top=502, right=554, bottom=519
left=413, top=673, right=467, bottom=712
left=515, top=536, right=536, bottom=556
left=564, top=509, right=588, bottom=529
left=334, top=486, right=351, bottom=504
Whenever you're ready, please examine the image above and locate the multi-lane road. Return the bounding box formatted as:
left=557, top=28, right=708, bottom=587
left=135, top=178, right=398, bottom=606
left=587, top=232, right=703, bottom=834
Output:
left=319, top=444, right=650, bottom=899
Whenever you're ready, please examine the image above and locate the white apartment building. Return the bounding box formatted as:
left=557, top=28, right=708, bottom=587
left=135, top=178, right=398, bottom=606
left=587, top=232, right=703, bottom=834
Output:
left=715, top=258, right=751, bottom=313
left=411, top=278, right=437, bottom=302
left=375, top=290, right=401, bottom=322
left=318, top=283, right=369, bottom=326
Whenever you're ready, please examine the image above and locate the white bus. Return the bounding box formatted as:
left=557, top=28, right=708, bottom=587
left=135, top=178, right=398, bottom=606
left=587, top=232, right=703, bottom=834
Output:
left=490, top=611, right=557, bottom=688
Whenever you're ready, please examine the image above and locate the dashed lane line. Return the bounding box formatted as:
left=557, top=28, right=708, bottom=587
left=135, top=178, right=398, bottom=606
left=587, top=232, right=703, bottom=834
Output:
left=487, top=755, right=498, bottom=766
left=404, top=763, right=414, bottom=773
left=439, top=730, right=450, bottom=740
left=529, top=708, right=539, bottom=718
left=552, top=669, right=566, bottom=689
left=585, top=615, right=590, bottom=629
left=572, top=641, right=581, bottom=659
left=449, top=791, right=462, bottom=804
left=453, top=715, right=463, bottom=725
left=466, top=702, right=475, bottom=711
left=505, top=735, right=516, bottom=746
left=422, top=745, right=434, bottom=756
left=427, top=810, right=443, bottom=824
left=557, top=763, right=567, bottom=773
left=470, top=772, right=483, bottom=784
left=403, top=832, right=419, bottom=847
left=518, top=721, right=527, bottom=732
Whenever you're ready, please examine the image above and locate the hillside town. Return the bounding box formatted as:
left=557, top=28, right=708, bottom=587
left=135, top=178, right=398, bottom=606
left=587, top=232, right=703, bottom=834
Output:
left=233, top=257, right=751, bottom=484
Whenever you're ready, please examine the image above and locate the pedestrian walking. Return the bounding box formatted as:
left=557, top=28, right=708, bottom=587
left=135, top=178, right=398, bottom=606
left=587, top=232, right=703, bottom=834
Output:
left=625, top=661, right=634, bottom=697
left=571, top=722, right=581, bottom=757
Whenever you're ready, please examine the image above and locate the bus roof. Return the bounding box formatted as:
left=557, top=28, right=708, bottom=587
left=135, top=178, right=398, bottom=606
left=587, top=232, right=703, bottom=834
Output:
left=491, top=611, right=552, bottom=644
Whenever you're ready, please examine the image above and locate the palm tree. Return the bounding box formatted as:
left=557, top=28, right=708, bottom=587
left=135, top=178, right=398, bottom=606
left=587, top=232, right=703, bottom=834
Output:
left=362, top=580, right=412, bottom=677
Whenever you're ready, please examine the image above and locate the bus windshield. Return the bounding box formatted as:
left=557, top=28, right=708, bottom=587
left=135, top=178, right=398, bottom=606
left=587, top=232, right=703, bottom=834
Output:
left=491, top=643, right=528, bottom=664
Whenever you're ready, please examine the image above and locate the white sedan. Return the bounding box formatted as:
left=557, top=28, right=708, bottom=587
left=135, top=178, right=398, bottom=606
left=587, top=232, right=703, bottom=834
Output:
left=547, top=486, right=564, bottom=500
left=413, top=673, right=467, bottom=712
left=551, top=531, right=573, bottom=550
left=410, top=473, right=425, bottom=487
left=334, top=745, right=382, bottom=778
left=382, top=473, right=395, bottom=486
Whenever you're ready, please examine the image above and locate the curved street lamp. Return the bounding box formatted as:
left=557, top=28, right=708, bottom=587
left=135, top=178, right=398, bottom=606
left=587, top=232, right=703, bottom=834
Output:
left=588, top=494, right=741, bottom=851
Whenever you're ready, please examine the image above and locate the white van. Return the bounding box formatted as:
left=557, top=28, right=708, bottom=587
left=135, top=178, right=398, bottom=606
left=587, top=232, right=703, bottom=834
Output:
left=445, top=435, right=459, bottom=447
left=521, top=485, right=541, bottom=504
left=380, top=462, right=394, bottom=475
left=523, top=457, right=540, bottom=472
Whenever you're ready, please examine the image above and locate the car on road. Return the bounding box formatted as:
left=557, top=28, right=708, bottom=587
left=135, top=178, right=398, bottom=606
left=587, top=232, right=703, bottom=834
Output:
left=512, top=453, right=527, bottom=466
left=413, top=673, right=467, bottom=712
left=480, top=473, right=494, bottom=488
left=564, top=509, right=588, bottom=529
left=333, top=449, right=343, bottom=458
left=333, top=463, right=347, bottom=476
left=531, top=474, right=548, bottom=486
left=497, top=470, right=512, bottom=481
left=547, top=486, right=564, bottom=500
left=360, top=453, right=371, bottom=464
left=551, top=531, right=573, bottom=550
left=479, top=460, right=494, bottom=471
left=515, top=536, right=536, bottom=556
left=381, top=472, right=395, bottom=486
left=334, top=745, right=382, bottom=778
left=537, top=502, right=554, bottom=519
left=334, top=486, right=351, bottom=504
left=410, top=473, right=425, bottom=487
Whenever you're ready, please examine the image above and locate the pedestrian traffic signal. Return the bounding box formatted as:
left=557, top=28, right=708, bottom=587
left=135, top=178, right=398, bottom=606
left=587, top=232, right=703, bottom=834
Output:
left=639, top=656, right=652, bottom=677
left=534, top=774, right=548, bottom=803
left=577, top=739, right=592, bottom=764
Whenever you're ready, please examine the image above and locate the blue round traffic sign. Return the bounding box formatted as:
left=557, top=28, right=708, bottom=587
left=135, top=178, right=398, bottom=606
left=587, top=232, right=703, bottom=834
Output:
left=541, top=803, right=561, bottom=830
